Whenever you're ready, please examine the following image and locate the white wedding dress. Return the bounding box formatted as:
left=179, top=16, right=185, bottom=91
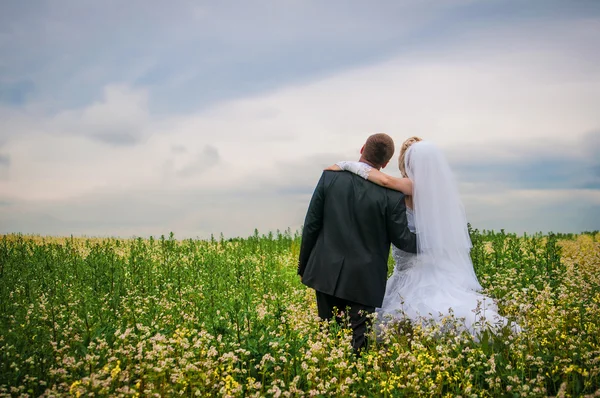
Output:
left=378, top=207, right=517, bottom=334
left=337, top=142, right=520, bottom=337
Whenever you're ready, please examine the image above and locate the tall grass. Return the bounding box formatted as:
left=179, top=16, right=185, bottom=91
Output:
left=0, top=229, right=598, bottom=397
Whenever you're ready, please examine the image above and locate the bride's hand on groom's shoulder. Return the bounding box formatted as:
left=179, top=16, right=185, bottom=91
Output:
left=324, top=164, right=342, bottom=171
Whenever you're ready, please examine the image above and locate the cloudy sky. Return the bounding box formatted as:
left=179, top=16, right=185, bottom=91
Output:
left=0, top=0, right=599, bottom=238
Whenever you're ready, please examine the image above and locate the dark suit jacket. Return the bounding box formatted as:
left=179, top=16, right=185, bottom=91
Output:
left=298, top=170, right=417, bottom=308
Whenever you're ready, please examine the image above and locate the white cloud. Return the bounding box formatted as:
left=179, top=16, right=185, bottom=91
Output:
left=1, top=13, right=599, bottom=236
left=51, top=85, right=150, bottom=145
left=463, top=188, right=600, bottom=233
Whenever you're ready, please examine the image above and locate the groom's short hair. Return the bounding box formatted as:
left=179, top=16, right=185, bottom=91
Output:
left=363, top=133, right=395, bottom=167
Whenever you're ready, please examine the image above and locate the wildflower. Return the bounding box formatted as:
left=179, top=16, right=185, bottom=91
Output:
left=111, top=360, right=121, bottom=379
left=69, top=380, right=82, bottom=397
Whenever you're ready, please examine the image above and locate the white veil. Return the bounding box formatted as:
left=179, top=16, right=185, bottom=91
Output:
left=405, top=141, right=482, bottom=291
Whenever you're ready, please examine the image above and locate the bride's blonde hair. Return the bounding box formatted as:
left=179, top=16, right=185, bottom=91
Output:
left=398, top=136, right=423, bottom=177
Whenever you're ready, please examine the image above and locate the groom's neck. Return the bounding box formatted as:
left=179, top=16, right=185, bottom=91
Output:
left=359, top=157, right=380, bottom=170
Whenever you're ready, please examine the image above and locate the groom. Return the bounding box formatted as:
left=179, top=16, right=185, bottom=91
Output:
left=297, top=133, right=417, bottom=354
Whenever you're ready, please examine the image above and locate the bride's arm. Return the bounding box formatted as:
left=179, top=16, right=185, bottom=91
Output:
left=367, top=168, right=413, bottom=195
left=325, top=161, right=413, bottom=195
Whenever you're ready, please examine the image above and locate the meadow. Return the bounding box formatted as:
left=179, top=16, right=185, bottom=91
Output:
left=0, top=228, right=598, bottom=397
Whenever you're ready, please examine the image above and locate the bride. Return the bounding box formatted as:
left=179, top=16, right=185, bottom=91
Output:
left=328, top=137, right=520, bottom=336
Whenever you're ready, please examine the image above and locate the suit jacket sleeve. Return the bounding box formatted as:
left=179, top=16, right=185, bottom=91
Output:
left=388, top=197, right=418, bottom=254
left=297, top=172, right=326, bottom=276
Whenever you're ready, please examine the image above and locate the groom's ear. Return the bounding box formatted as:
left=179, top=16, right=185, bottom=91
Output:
left=360, top=144, right=365, bottom=154
left=381, top=161, right=389, bottom=169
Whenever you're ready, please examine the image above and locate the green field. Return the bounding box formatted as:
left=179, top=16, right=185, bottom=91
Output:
left=0, top=229, right=599, bottom=397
